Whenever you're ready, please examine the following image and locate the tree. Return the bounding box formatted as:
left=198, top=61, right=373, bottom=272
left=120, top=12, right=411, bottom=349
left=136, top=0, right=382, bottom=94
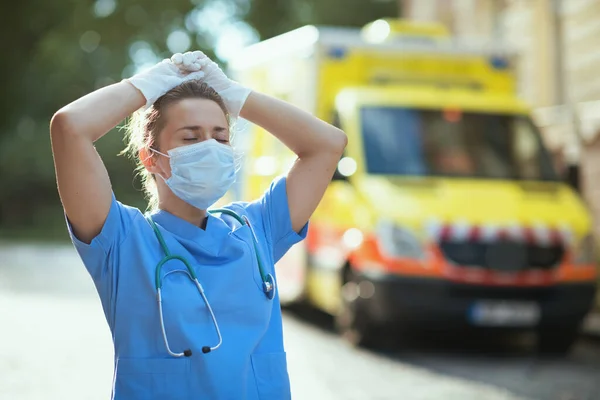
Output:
left=245, top=0, right=398, bottom=40
left=0, top=0, right=398, bottom=237
left=0, top=0, right=213, bottom=233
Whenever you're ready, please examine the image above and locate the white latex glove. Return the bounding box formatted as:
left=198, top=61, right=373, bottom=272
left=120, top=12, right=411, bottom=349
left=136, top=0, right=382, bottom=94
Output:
left=171, top=51, right=204, bottom=72
left=126, top=59, right=205, bottom=110
left=171, top=51, right=252, bottom=118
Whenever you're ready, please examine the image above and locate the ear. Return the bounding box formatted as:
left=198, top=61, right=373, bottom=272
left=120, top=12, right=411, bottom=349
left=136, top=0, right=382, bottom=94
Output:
left=139, top=148, right=159, bottom=173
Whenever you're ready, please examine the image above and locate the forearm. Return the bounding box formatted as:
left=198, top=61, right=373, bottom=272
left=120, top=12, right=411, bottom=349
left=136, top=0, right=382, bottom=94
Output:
left=239, top=91, right=346, bottom=158
left=51, top=81, right=145, bottom=142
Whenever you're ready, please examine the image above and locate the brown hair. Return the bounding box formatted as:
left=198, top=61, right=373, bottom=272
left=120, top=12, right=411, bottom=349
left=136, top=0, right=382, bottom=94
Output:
left=121, top=80, right=230, bottom=210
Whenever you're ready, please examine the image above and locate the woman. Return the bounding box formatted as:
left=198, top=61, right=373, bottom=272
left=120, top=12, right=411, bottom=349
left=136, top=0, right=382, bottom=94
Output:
left=50, top=51, right=346, bottom=399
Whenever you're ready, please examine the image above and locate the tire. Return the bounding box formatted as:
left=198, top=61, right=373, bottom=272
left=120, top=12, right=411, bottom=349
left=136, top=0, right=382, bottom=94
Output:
left=335, top=270, right=381, bottom=348
left=536, top=326, right=580, bottom=355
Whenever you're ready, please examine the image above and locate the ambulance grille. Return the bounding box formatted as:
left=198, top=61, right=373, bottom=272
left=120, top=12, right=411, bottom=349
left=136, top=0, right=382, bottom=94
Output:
left=439, top=241, right=565, bottom=271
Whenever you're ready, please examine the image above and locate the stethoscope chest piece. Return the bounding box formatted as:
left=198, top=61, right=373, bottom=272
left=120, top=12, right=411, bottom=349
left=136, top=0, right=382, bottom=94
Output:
left=263, top=273, right=276, bottom=300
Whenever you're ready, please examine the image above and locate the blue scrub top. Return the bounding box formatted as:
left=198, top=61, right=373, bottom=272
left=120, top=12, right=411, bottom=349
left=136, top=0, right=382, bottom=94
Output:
left=67, top=176, right=308, bottom=400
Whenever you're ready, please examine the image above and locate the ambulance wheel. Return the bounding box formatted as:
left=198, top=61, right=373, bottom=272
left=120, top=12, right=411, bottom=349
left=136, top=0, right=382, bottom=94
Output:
left=536, top=326, right=579, bottom=355
left=335, top=269, right=381, bottom=348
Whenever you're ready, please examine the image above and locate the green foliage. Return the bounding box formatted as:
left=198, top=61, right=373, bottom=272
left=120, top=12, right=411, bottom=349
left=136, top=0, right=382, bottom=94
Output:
left=0, top=0, right=214, bottom=235
left=245, top=0, right=398, bottom=39
left=0, top=0, right=398, bottom=239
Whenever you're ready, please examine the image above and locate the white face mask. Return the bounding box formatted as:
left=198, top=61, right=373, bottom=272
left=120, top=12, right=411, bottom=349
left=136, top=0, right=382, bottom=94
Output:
left=152, top=139, right=236, bottom=210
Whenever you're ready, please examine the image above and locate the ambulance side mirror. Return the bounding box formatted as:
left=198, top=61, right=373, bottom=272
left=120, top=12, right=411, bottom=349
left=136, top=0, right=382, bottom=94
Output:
left=332, top=155, right=356, bottom=182
left=333, top=165, right=348, bottom=181
left=564, top=164, right=580, bottom=193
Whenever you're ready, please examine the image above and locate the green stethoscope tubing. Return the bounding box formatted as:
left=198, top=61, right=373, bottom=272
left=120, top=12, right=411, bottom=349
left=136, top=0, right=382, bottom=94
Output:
left=143, top=208, right=275, bottom=357
left=145, top=208, right=273, bottom=297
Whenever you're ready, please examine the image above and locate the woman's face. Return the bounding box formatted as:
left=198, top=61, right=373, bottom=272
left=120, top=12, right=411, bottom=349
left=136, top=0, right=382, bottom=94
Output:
left=152, top=98, right=230, bottom=178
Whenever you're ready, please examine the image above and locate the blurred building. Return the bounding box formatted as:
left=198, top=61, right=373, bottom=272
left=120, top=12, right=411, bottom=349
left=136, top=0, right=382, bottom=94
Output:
left=400, top=0, right=600, bottom=238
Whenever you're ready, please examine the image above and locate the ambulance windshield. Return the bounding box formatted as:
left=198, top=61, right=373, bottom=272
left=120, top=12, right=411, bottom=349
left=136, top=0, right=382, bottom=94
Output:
left=360, top=106, right=559, bottom=181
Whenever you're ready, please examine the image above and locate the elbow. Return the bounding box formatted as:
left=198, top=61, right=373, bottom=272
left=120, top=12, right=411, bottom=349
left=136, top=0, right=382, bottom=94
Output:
left=329, top=127, right=348, bottom=155
left=297, top=126, right=347, bottom=159
left=50, top=110, right=76, bottom=138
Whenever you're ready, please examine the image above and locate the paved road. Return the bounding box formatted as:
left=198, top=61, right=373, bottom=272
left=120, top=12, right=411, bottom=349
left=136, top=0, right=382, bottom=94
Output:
left=1, top=243, right=599, bottom=399
left=285, top=305, right=600, bottom=400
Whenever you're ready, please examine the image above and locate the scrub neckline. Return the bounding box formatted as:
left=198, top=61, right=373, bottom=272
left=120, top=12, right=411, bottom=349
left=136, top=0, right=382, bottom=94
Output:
left=150, top=209, right=223, bottom=250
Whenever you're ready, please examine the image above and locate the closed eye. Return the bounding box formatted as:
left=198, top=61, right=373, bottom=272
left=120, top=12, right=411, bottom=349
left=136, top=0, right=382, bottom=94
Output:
left=213, top=127, right=229, bottom=144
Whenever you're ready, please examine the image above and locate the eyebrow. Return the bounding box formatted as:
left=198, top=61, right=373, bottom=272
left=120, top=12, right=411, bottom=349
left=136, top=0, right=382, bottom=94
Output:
left=175, top=125, right=228, bottom=132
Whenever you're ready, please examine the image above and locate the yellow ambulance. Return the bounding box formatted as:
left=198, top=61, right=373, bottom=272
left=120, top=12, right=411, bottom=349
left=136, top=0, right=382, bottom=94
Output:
left=228, top=19, right=598, bottom=353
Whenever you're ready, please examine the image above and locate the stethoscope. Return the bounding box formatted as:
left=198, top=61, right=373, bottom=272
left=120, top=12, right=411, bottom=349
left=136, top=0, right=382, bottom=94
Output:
left=144, top=208, right=276, bottom=358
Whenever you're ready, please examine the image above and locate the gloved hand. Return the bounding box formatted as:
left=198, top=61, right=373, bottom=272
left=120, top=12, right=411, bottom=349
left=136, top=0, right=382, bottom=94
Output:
left=170, top=51, right=204, bottom=72
left=171, top=51, right=252, bottom=118
left=126, top=59, right=205, bottom=110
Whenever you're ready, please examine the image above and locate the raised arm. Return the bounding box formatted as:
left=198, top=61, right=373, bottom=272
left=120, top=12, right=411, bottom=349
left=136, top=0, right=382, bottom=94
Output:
left=50, top=81, right=145, bottom=243
left=50, top=58, right=203, bottom=243
left=239, top=93, right=347, bottom=232
left=182, top=52, right=347, bottom=233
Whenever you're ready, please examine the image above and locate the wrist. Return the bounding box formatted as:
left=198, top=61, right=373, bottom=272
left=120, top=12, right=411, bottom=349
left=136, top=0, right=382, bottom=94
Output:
left=124, top=74, right=157, bottom=110
left=220, top=85, right=253, bottom=118
left=238, top=90, right=255, bottom=119
left=122, top=78, right=142, bottom=95
left=121, top=80, right=148, bottom=109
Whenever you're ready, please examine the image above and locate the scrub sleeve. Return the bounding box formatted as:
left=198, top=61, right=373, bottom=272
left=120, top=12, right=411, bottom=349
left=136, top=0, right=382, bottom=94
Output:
left=247, top=175, right=309, bottom=263
left=65, top=192, right=138, bottom=328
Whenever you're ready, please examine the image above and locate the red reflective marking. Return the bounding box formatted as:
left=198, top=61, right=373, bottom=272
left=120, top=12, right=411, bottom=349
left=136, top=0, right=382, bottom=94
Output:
left=440, top=225, right=452, bottom=241
left=548, top=229, right=562, bottom=245
left=469, top=226, right=481, bottom=241
left=496, top=229, right=508, bottom=241
left=523, top=228, right=535, bottom=244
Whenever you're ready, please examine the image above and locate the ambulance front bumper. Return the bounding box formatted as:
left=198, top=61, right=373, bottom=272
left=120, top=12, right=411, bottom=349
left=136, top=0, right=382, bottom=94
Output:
left=356, top=274, right=596, bottom=330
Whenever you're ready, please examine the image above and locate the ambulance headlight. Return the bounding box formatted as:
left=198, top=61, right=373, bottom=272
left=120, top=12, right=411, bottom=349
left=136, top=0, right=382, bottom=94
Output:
left=575, top=234, right=596, bottom=265
left=377, top=222, right=425, bottom=260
